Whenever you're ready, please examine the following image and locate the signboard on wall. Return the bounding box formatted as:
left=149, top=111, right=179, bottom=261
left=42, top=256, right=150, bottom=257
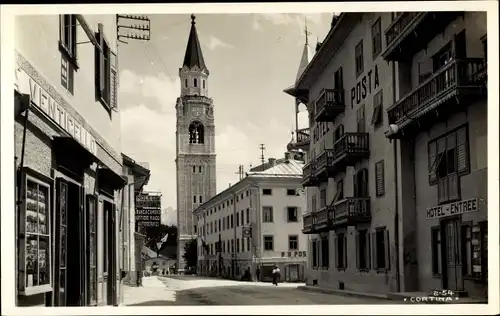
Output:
left=135, top=192, right=162, bottom=227
left=426, top=198, right=478, bottom=220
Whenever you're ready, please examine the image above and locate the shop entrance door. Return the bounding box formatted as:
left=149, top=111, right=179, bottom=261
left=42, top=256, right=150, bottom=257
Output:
left=441, top=217, right=463, bottom=291
left=97, top=197, right=115, bottom=305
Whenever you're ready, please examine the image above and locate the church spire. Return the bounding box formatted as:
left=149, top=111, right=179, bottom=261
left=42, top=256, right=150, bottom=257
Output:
left=182, top=14, right=207, bottom=71
left=295, top=18, right=313, bottom=83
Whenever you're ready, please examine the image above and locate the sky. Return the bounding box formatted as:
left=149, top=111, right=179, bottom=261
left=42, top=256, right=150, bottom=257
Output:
left=118, top=13, right=332, bottom=226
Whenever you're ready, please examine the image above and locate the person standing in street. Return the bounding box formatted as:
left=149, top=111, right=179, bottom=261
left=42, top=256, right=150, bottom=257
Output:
left=255, top=267, right=260, bottom=282
left=272, top=265, right=280, bottom=286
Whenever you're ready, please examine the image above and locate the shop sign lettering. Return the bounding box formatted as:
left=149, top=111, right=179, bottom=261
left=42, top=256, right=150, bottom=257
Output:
left=426, top=198, right=478, bottom=220
left=350, top=64, right=380, bottom=106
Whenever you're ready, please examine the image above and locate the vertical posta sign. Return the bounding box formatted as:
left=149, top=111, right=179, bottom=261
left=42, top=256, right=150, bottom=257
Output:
left=135, top=192, right=162, bottom=228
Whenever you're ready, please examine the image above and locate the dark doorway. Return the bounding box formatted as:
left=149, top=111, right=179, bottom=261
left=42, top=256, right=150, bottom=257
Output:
left=440, top=217, right=463, bottom=291
left=55, top=178, right=85, bottom=306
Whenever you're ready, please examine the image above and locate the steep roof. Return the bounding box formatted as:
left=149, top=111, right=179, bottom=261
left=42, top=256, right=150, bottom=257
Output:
left=247, top=158, right=304, bottom=178
left=295, top=42, right=314, bottom=83
left=182, top=14, right=207, bottom=71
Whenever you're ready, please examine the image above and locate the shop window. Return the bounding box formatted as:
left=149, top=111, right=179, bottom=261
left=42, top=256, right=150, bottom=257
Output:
left=335, top=233, right=347, bottom=270
left=356, top=104, right=366, bottom=133
left=262, top=188, right=272, bottom=195
left=262, top=206, right=273, bottom=222
left=19, top=173, right=52, bottom=295
left=95, top=24, right=117, bottom=111
left=355, top=40, right=364, bottom=78
left=188, top=121, right=205, bottom=144
left=246, top=208, right=250, bottom=224
left=289, top=235, right=298, bottom=250
left=371, top=90, right=383, bottom=128
left=59, top=15, right=78, bottom=64
left=461, top=221, right=488, bottom=280
left=321, top=237, right=329, bottom=269
left=356, top=229, right=370, bottom=270
left=263, top=235, right=274, bottom=251
left=287, top=207, right=298, bottom=222
left=428, top=125, right=469, bottom=203
left=372, top=227, right=390, bottom=271
left=375, top=160, right=385, bottom=196
left=431, top=226, right=442, bottom=275
left=371, top=17, right=382, bottom=59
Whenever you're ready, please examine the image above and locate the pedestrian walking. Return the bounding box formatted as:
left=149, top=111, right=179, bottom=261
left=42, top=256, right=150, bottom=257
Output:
left=272, top=265, right=280, bottom=286
left=255, top=267, right=260, bottom=282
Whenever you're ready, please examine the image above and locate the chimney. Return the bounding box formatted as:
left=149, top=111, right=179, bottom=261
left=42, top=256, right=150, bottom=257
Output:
left=228, top=183, right=231, bottom=188
left=268, top=158, right=276, bottom=166
left=284, top=152, right=291, bottom=160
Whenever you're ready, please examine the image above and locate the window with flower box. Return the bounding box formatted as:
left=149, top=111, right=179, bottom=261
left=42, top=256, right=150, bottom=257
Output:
left=18, top=173, right=52, bottom=296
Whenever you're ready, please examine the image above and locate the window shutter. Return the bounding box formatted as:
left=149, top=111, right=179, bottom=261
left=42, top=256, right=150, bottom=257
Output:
left=355, top=233, right=360, bottom=269
left=428, top=141, right=438, bottom=184
left=94, top=32, right=102, bottom=98
left=98, top=26, right=106, bottom=98
left=384, top=229, right=391, bottom=270
left=456, top=127, right=469, bottom=175
left=284, top=207, right=288, bottom=222
left=371, top=232, right=378, bottom=269
left=376, top=161, right=385, bottom=196
left=334, top=237, right=339, bottom=268
left=110, top=50, right=117, bottom=110
left=343, top=236, right=348, bottom=268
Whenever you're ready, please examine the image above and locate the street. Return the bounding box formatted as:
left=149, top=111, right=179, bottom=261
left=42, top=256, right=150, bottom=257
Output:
left=123, top=276, right=394, bottom=306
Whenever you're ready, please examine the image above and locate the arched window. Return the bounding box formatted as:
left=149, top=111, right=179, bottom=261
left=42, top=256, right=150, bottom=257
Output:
left=185, top=78, right=188, bottom=88
left=189, top=121, right=205, bottom=144
left=203, top=80, right=206, bottom=89
left=194, top=78, right=198, bottom=88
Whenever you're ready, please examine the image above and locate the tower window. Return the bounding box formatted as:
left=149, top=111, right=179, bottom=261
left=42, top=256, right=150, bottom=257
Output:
left=189, top=121, right=205, bottom=144
left=193, top=166, right=196, bottom=173
left=194, top=78, right=198, bottom=87
left=199, top=166, right=203, bottom=173
left=199, top=195, right=203, bottom=203
left=203, top=80, right=205, bottom=89
left=185, top=78, right=188, bottom=88
left=193, top=195, right=196, bottom=203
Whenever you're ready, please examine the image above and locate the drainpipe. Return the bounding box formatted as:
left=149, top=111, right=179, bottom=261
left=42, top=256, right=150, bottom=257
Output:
left=392, top=61, right=401, bottom=293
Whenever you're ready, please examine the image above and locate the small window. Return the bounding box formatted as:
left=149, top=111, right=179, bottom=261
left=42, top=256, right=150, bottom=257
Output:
left=371, top=17, right=382, bottom=59
left=287, top=189, right=296, bottom=196
left=312, top=240, right=319, bottom=268
left=194, top=225, right=197, bottom=234
left=375, top=160, right=385, bottom=196
left=287, top=207, right=298, bottom=222
left=431, top=226, right=442, bottom=275
left=263, top=206, right=273, bottom=222
left=193, top=195, right=196, bottom=203
left=59, top=15, right=78, bottom=62
left=373, top=228, right=390, bottom=270
left=246, top=191, right=249, bottom=197
left=194, top=78, right=198, bottom=87
left=241, top=193, right=244, bottom=199
left=218, top=219, right=221, bottom=231
left=199, top=195, right=203, bottom=203
left=371, top=90, right=383, bottom=128
left=355, top=40, right=364, bottom=78
left=236, top=213, right=240, bottom=227
left=185, top=78, right=188, bottom=87
left=236, top=239, right=240, bottom=253
left=288, top=235, right=299, bottom=250
left=264, top=236, right=274, bottom=251
left=335, top=233, right=347, bottom=269
left=356, top=229, right=370, bottom=270
left=246, top=208, right=250, bottom=224
left=356, top=105, right=366, bottom=133
left=240, top=210, right=244, bottom=225
left=262, top=189, right=272, bottom=195
left=199, top=166, right=202, bottom=173
left=203, top=79, right=206, bottom=89
left=230, top=214, right=234, bottom=228
left=236, top=196, right=239, bottom=202
left=192, top=166, right=196, bottom=173
left=321, top=237, right=329, bottom=268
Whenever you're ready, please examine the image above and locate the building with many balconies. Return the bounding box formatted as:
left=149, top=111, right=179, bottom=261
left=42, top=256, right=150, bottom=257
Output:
left=193, top=151, right=308, bottom=282
left=285, top=11, right=488, bottom=299
left=383, top=11, right=488, bottom=298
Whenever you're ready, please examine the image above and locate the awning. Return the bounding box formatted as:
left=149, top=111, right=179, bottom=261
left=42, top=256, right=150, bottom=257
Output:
left=53, top=136, right=98, bottom=170
left=98, top=166, right=127, bottom=191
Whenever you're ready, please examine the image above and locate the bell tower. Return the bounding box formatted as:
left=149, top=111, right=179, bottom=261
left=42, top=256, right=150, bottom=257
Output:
left=175, top=14, right=217, bottom=274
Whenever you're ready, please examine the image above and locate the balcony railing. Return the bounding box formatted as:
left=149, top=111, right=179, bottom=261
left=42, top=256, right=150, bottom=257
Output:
left=314, top=88, right=346, bottom=122
left=383, top=12, right=462, bottom=61
left=331, top=133, right=370, bottom=167
left=314, top=149, right=335, bottom=180
left=332, top=197, right=371, bottom=226
left=388, top=58, right=487, bottom=126
left=296, top=128, right=310, bottom=144
left=315, top=206, right=334, bottom=232
left=301, top=162, right=318, bottom=187
left=302, top=213, right=316, bottom=234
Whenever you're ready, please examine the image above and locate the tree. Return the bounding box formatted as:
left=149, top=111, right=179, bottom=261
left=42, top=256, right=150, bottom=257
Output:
left=183, top=238, right=197, bottom=270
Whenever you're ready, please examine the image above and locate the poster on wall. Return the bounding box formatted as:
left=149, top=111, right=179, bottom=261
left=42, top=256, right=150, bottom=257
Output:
left=135, top=192, right=162, bottom=228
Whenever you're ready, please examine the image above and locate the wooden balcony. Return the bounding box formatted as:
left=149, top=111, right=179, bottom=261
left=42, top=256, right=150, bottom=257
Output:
left=332, top=197, right=371, bottom=227
left=293, top=127, right=310, bottom=151
left=302, top=212, right=316, bottom=234
left=314, top=206, right=334, bottom=232
left=387, top=58, right=487, bottom=138
left=301, top=162, right=319, bottom=187
left=314, top=149, right=335, bottom=182
left=330, top=133, right=370, bottom=173
left=382, top=12, right=462, bottom=61
left=314, top=89, right=346, bottom=122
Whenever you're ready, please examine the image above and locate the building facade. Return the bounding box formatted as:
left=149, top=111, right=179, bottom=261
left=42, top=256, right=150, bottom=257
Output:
left=121, top=154, right=151, bottom=291
left=176, top=14, right=217, bottom=273
left=383, top=12, right=488, bottom=297
left=14, top=14, right=126, bottom=306
left=285, top=12, right=488, bottom=298
left=194, top=151, right=308, bottom=282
